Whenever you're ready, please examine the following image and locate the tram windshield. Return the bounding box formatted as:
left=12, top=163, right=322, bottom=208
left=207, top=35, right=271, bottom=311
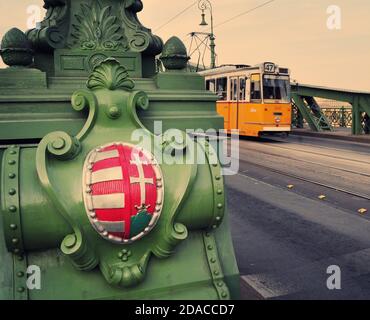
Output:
left=263, top=75, right=290, bottom=102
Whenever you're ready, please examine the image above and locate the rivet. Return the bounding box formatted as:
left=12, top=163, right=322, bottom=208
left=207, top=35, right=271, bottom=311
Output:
left=221, top=291, right=228, bottom=298
left=122, top=256, right=128, bottom=262
left=122, top=249, right=128, bottom=254
left=207, top=245, right=213, bottom=250
left=216, top=216, right=221, bottom=221
left=217, top=189, right=223, bottom=195
left=127, top=251, right=132, bottom=257
left=9, top=206, right=17, bottom=212
left=8, top=160, right=16, bottom=165
left=8, top=189, right=16, bottom=196
left=10, top=145, right=16, bottom=149
left=217, top=282, right=223, bottom=287
left=17, top=255, right=24, bottom=261
left=212, top=163, right=218, bottom=167
left=10, top=224, right=17, bottom=230
left=17, top=271, right=24, bottom=277
left=12, top=238, right=19, bottom=244
left=210, top=258, right=216, bottom=263
left=214, top=270, right=220, bottom=276
left=13, top=248, right=20, bottom=254
left=215, top=176, right=221, bottom=181
left=10, top=150, right=16, bottom=155
left=212, top=225, right=217, bottom=229
left=205, top=232, right=211, bottom=237
left=17, top=287, right=25, bottom=293
left=8, top=173, right=16, bottom=179
left=118, top=252, right=123, bottom=258
left=217, top=203, right=223, bottom=209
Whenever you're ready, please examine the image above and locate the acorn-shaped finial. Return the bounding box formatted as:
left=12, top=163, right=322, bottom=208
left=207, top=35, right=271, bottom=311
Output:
left=160, top=36, right=190, bottom=71
left=0, top=28, right=33, bottom=67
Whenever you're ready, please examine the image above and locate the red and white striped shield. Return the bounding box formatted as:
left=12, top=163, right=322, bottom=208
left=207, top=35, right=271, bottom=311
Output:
left=82, top=142, right=164, bottom=244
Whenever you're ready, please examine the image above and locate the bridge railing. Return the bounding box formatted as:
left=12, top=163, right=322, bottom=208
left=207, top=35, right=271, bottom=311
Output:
left=292, top=106, right=370, bottom=134
left=322, top=107, right=352, bottom=128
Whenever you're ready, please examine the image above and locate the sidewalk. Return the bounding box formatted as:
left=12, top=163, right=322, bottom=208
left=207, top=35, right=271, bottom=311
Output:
left=292, top=128, right=370, bottom=144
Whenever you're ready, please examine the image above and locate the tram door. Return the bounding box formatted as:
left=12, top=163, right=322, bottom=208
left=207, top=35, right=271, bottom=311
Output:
left=229, top=77, right=239, bottom=130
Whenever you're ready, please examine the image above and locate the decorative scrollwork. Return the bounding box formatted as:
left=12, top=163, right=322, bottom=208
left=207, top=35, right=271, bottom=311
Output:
left=129, top=31, right=150, bottom=53
left=101, top=253, right=150, bottom=288
left=118, top=1, right=163, bottom=55
left=46, top=132, right=81, bottom=161
left=26, top=1, right=67, bottom=51
left=71, top=0, right=128, bottom=51
left=198, top=0, right=213, bottom=12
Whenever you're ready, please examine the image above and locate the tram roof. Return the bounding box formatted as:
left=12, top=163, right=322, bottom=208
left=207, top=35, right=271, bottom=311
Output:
left=198, top=64, right=256, bottom=77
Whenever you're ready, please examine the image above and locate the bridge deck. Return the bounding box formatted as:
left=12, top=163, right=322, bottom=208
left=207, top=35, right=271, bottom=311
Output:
left=227, top=135, right=370, bottom=299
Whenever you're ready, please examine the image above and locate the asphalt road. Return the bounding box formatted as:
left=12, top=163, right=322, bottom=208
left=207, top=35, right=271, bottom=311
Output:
left=226, top=135, right=370, bottom=299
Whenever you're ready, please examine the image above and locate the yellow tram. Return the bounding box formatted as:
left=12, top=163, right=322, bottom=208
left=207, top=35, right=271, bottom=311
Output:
left=200, top=62, right=292, bottom=137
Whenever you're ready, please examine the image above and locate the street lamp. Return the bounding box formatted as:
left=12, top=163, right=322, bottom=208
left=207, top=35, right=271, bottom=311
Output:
left=198, top=0, right=216, bottom=69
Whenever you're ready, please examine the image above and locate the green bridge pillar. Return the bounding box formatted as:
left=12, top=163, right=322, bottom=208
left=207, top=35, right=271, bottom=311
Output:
left=352, top=96, right=363, bottom=135
left=0, top=0, right=239, bottom=300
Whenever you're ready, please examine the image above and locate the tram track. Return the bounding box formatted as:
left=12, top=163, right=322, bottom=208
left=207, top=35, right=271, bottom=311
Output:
left=256, top=137, right=370, bottom=165
left=235, top=147, right=370, bottom=178
left=237, top=159, right=370, bottom=201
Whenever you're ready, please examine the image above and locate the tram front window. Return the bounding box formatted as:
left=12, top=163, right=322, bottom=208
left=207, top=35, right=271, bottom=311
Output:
left=263, top=75, right=290, bottom=102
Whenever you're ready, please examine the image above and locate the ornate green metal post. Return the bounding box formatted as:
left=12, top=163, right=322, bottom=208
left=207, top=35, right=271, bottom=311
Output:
left=352, top=96, right=363, bottom=135
left=340, top=106, right=346, bottom=128
left=0, top=0, right=239, bottom=300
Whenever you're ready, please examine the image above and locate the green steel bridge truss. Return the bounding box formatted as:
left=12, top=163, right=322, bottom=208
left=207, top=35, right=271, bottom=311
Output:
left=291, top=84, right=370, bottom=135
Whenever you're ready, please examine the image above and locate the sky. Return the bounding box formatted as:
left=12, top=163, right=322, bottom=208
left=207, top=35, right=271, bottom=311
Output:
left=0, top=0, right=369, bottom=91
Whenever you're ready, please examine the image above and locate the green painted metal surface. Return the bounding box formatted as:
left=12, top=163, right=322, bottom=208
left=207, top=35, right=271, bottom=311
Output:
left=291, top=84, right=370, bottom=135
left=291, top=93, right=332, bottom=132
left=0, top=0, right=239, bottom=300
